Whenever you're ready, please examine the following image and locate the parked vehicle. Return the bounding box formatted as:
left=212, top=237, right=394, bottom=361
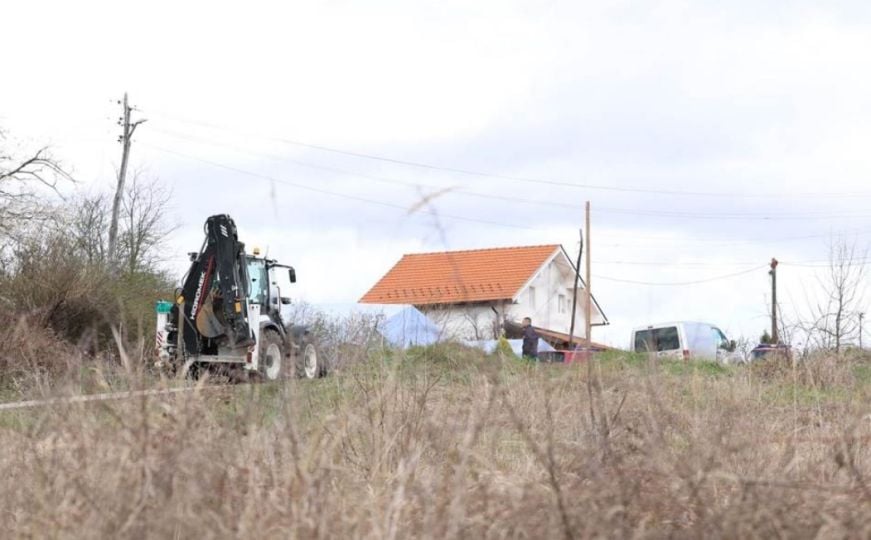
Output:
left=750, top=343, right=792, bottom=361
left=155, top=214, right=326, bottom=380
left=631, top=321, right=741, bottom=363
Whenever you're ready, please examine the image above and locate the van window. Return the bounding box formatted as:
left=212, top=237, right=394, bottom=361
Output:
left=713, top=327, right=730, bottom=349
left=634, top=327, right=680, bottom=352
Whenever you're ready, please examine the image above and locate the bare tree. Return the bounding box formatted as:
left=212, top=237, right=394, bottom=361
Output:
left=461, top=308, right=496, bottom=340
left=70, top=192, right=110, bottom=265
left=65, top=173, right=173, bottom=274
left=734, top=335, right=754, bottom=362
left=116, top=172, right=174, bottom=274
left=804, top=237, right=868, bottom=353
left=0, top=130, right=70, bottom=238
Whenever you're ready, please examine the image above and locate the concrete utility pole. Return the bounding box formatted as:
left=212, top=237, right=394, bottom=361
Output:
left=584, top=201, right=592, bottom=352
left=107, top=92, right=146, bottom=264
left=769, top=258, right=779, bottom=344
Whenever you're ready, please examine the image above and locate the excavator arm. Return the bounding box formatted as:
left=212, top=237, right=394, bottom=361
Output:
left=174, top=214, right=254, bottom=354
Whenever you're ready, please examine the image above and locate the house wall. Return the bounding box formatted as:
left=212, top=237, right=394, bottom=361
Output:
left=412, top=251, right=606, bottom=341
left=505, top=255, right=591, bottom=338
left=417, top=302, right=507, bottom=341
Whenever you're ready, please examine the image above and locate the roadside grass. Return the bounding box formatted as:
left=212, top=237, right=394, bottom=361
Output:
left=853, top=362, right=871, bottom=384
left=763, top=383, right=855, bottom=407
left=662, top=358, right=732, bottom=377
left=3, top=347, right=871, bottom=537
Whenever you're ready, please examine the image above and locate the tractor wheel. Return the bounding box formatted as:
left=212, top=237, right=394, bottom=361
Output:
left=298, top=338, right=325, bottom=379
left=259, top=329, right=286, bottom=381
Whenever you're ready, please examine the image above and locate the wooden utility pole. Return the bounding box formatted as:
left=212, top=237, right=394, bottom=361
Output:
left=107, top=92, right=146, bottom=264
left=769, top=258, right=779, bottom=344
left=584, top=201, right=592, bottom=352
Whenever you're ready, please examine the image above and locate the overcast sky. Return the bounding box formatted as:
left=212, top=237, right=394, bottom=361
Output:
left=2, top=0, right=870, bottom=346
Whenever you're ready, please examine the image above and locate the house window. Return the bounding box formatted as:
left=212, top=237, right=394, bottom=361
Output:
left=558, top=294, right=566, bottom=314
left=529, top=287, right=536, bottom=309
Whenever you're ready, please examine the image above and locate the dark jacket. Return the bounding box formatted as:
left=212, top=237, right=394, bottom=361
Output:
left=522, top=326, right=539, bottom=357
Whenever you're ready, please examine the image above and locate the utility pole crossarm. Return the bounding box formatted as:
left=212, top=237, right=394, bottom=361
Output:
left=128, top=118, right=148, bottom=138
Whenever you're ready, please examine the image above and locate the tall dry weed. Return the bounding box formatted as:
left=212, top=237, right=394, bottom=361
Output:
left=2, top=348, right=871, bottom=538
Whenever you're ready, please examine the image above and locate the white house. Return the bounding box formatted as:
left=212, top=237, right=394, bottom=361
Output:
left=359, top=244, right=609, bottom=348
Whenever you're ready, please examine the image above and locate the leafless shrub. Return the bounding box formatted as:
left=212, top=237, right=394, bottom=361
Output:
left=286, top=302, right=384, bottom=372
left=3, top=348, right=871, bottom=538
left=798, top=236, right=868, bottom=354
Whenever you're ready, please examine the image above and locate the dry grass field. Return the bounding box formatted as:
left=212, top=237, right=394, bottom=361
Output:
left=2, top=344, right=871, bottom=539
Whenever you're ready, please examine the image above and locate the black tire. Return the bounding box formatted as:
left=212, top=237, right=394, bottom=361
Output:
left=259, top=329, right=286, bottom=381
left=183, top=361, right=206, bottom=380
left=297, top=337, right=326, bottom=379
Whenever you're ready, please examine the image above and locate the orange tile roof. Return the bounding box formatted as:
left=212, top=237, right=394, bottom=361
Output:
left=360, top=245, right=561, bottom=305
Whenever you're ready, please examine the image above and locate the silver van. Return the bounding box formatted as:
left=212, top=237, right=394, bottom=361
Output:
left=631, top=322, right=740, bottom=363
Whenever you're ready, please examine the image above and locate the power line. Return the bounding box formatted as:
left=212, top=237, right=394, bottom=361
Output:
left=592, top=258, right=870, bottom=285
left=149, top=126, right=871, bottom=221
left=779, top=260, right=871, bottom=268
left=142, top=142, right=870, bottom=285
left=145, top=109, right=871, bottom=200
left=592, top=257, right=871, bottom=268
left=594, top=265, right=767, bottom=286
left=593, top=229, right=871, bottom=248
left=143, top=134, right=871, bottom=248
left=140, top=142, right=535, bottom=231
left=593, top=260, right=761, bottom=267
left=593, top=207, right=871, bottom=221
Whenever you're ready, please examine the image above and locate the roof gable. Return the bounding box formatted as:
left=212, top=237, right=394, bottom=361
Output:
left=510, top=245, right=610, bottom=326
left=359, top=245, right=560, bottom=305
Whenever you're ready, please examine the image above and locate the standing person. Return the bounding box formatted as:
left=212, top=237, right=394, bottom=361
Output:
left=521, top=317, right=539, bottom=360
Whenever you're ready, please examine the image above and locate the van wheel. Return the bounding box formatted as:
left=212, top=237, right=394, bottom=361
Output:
left=259, top=330, right=285, bottom=381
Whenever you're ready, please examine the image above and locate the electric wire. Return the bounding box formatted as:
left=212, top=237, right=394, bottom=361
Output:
left=592, top=257, right=871, bottom=267
left=590, top=259, right=868, bottom=286
left=140, top=126, right=871, bottom=260
left=149, top=126, right=871, bottom=221
left=594, top=229, right=871, bottom=248
left=593, top=265, right=768, bottom=286
left=144, top=109, right=871, bottom=200
left=143, top=137, right=871, bottom=249
left=141, top=142, right=535, bottom=231
left=144, top=142, right=869, bottom=286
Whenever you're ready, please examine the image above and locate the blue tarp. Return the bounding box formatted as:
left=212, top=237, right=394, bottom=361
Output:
left=378, top=306, right=443, bottom=348
left=307, top=303, right=442, bottom=348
